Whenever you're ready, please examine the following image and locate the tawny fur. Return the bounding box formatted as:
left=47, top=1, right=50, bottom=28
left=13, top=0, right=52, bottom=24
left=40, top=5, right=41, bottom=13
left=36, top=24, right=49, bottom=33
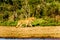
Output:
left=16, top=17, right=36, bottom=27
left=55, top=15, right=60, bottom=22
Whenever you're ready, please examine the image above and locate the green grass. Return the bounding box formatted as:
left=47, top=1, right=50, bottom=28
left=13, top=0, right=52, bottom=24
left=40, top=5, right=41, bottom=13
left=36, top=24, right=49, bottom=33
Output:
left=31, top=18, right=60, bottom=26
left=0, top=21, right=17, bottom=26
left=0, top=18, right=60, bottom=27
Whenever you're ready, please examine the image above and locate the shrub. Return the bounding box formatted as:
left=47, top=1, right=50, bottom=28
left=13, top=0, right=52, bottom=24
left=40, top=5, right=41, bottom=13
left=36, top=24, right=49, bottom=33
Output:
left=0, top=21, right=17, bottom=26
left=31, top=18, right=46, bottom=26
left=31, top=18, right=60, bottom=26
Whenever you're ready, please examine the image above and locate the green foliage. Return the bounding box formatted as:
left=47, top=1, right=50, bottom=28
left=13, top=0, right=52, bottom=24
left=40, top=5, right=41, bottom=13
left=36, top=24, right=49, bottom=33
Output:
left=0, top=0, right=60, bottom=26
left=32, top=18, right=47, bottom=26
left=29, top=0, right=41, bottom=5
left=32, top=18, right=60, bottom=26
left=45, top=0, right=54, bottom=3
left=0, top=21, right=17, bottom=26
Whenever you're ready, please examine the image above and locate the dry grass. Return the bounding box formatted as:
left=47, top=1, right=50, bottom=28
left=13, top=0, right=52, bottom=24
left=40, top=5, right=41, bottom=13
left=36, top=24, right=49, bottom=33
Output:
left=0, top=26, right=60, bottom=38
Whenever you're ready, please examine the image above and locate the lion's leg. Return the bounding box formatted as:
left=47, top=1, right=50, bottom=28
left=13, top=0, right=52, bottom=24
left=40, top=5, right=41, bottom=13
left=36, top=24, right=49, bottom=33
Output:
left=30, top=23, right=32, bottom=27
left=20, top=24, right=22, bottom=27
left=16, top=24, right=19, bottom=28
left=25, top=24, right=27, bottom=27
left=16, top=23, right=21, bottom=28
left=27, top=22, right=32, bottom=27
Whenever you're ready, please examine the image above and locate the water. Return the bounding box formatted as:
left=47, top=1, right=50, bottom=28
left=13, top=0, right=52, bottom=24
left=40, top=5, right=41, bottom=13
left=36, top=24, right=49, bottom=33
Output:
left=0, top=38, right=60, bottom=40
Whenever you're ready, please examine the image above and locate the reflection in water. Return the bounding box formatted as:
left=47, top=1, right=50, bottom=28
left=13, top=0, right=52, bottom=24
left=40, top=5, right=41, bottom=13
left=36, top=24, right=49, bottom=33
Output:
left=0, top=38, right=60, bottom=40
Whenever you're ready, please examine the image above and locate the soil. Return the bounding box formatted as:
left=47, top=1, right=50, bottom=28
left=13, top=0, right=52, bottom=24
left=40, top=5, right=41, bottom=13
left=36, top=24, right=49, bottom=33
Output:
left=0, top=26, right=60, bottom=38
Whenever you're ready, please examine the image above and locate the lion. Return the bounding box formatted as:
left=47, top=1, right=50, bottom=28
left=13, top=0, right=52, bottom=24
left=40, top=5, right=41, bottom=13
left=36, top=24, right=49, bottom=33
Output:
left=55, top=15, right=60, bottom=22
left=16, top=17, right=36, bottom=28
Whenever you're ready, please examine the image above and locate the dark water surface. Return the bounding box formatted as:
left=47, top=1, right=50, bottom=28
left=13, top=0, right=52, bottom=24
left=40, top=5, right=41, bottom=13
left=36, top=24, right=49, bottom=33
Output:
left=0, top=38, right=60, bottom=40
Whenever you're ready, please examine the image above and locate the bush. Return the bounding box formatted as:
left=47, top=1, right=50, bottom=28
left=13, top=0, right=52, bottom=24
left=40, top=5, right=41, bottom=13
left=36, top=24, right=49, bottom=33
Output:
left=0, top=0, right=60, bottom=26
left=32, top=18, right=47, bottom=26
left=0, top=21, right=17, bottom=26
left=31, top=18, right=60, bottom=26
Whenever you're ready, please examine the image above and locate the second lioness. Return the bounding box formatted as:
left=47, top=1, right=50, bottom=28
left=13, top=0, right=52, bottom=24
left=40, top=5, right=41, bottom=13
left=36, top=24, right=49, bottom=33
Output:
left=16, top=17, right=36, bottom=27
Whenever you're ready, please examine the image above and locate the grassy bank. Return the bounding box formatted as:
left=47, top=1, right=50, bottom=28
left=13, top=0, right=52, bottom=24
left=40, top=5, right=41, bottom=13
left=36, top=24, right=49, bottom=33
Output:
left=0, top=0, right=60, bottom=27
left=0, top=18, right=60, bottom=27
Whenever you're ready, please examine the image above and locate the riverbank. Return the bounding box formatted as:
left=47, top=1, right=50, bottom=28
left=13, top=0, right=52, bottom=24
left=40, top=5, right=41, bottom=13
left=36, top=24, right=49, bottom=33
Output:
left=0, top=26, right=60, bottom=38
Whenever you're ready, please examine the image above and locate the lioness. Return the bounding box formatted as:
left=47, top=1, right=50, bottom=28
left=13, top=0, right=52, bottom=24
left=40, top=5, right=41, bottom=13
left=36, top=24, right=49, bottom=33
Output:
left=16, top=17, right=36, bottom=28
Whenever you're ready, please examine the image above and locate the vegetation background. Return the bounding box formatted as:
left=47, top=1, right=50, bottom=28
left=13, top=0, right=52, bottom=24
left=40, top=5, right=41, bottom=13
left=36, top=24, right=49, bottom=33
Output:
left=0, top=0, right=60, bottom=26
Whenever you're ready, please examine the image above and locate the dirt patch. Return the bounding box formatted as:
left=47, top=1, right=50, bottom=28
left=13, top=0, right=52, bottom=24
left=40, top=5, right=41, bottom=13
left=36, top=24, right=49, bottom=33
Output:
left=0, top=26, right=60, bottom=38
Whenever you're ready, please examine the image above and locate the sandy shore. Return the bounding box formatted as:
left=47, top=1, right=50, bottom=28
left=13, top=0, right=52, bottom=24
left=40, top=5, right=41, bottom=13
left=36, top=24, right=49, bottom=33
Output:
left=0, top=26, right=60, bottom=38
